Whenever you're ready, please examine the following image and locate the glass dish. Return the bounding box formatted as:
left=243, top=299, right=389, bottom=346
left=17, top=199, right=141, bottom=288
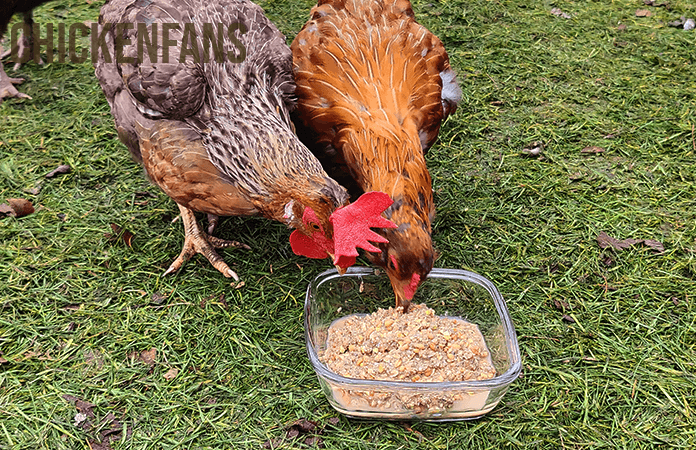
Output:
left=304, top=267, right=521, bottom=421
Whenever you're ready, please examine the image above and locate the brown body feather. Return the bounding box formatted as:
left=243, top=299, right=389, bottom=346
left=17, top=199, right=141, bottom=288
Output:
left=292, top=0, right=461, bottom=309
left=95, top=0, right=350, bottom=278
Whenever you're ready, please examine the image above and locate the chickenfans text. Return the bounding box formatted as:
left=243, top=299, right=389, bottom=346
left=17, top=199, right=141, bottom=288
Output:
left=9, top=23, right=248, bottom=64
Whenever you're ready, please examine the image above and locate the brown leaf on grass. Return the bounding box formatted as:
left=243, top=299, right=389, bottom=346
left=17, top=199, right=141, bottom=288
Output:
left=64, top=395, right=127, bottom=450
left=581, top=146, right=605, bottom=154
left=107, top=223, right=134, bottom=247
left=0, top=356, right=8, bottom=364
left=0, top=198, right=35, bottom=218
left=562, top=314, right=576, bottom=323
left=635, top=9, right=652, bottom=17
left=597, top=232, right=664, bottom=253
left=327, top=417, right=340, bottom=426
left=63, top=395, right=96, bottom=419
left=129, top=348, right=157, bottom=367
left=0, top=204, right=14, bottom=216
left=553, top=299, right=570, bottom=312
left=596, top=232, right=640, bottom=250
left=45, top=164, right=71, bottom=178
left=163, top=367, right=179, bottom=380
left=643, top=239, right=665, bottom=253
left=263, top=418, right=323, bottom=449
left=8, top=198, right=35, bottom=217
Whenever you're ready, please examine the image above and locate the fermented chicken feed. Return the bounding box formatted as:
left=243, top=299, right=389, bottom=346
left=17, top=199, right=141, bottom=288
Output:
left=320, top=303, right=496, bottom=413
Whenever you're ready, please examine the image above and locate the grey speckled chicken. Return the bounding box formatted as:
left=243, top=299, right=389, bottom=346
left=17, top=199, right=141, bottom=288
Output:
left=95, top=0, right=396, bottom=279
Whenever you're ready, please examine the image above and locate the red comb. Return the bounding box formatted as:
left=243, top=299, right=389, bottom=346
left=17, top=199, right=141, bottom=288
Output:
left=330, top=191, right=397, bottom=265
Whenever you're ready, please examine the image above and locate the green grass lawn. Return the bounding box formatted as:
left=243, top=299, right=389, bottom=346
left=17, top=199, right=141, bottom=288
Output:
left=1, top=0, right=695, bottom=448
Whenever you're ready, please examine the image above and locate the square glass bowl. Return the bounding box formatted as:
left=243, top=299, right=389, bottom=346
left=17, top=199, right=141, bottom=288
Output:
left=304, top=267, right=521, bottom=421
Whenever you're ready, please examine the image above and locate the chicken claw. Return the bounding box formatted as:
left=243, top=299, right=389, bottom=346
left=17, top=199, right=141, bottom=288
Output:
left=0, top=63, right=31, bottom=103
left=163, top=204, right=250, bottom=280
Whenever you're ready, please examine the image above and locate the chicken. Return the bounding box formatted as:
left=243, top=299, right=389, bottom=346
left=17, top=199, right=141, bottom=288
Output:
left=1, top=0, right=48, bottom=103
left=94, top=0, right=397, bottom=280
left=291, top=0, right=461, bottom=311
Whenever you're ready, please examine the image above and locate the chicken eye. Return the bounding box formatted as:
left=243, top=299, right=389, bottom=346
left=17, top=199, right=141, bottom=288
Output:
left=388, top=255, right=398, bottom=271
left=310, top=223, right=321, bottom=231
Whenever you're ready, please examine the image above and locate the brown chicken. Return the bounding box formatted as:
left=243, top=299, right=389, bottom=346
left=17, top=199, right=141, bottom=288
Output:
left=1, top=0, right=48, bottom=102
left=94, top=0, right=396, bottom=280
left=292, top=0, right=461, bottom=311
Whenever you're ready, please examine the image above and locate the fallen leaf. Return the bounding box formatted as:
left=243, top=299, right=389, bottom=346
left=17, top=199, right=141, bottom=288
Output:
left=553, top=299, right=570, bottom=312
left=0, top=204, right=14, bottom=216
left=24, top=186, right=41, bottom=195
left=635, top=9, right=652, bottom=17
left=130, top=348, right=157, bottom=367
left=163, top=367, right=179, bottom=380
left=617, top=24, right=627, bottom=31
left=562, top=314, right=576, bottom=323
left=289, top=419, right=317, bottom=434
left=596, top=232, right=640, bottom=251
left=643, top=239, right=665, bottom=253
left=7, top=198, right=34, bottom=217
left=45, top=164, right=71, bottom=178
left=581, top=146, right=605, bottom=154
left=1, top=198, right=35, bottom=218
left=0, top=357, right=8, bottom=364
left=597, top=232, right=664, bottom=253
left=108, top=223, right=135, bottom=247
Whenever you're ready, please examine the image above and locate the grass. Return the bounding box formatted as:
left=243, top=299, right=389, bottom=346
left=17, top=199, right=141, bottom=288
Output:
left=1, top=0, right=695, bottom=448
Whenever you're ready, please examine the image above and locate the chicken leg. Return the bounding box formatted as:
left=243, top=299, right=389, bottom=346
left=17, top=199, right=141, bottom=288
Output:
left=163, top=203, right=250, bottom=280
left=0, top=62, right=31, bottom=103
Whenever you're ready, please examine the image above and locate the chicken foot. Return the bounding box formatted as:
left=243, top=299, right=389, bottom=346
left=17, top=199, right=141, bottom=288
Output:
left=0, top=62, right=31, bottom=103
left=164, top=203, right=250, bottom=280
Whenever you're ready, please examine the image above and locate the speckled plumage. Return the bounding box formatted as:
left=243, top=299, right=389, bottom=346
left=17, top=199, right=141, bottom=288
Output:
left=95, top=0, right=349, bottom=277
left=292, top=0, right=461, bottom=309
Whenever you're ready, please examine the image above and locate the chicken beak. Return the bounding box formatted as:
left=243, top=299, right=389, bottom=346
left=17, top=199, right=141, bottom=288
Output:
left=390, top=278, right=412, bottom=313
left=328, top=252, right=348, bottom=275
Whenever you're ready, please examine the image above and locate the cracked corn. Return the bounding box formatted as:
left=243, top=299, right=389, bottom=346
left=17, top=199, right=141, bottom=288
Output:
left=320, top=303, right=497, bottom=412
